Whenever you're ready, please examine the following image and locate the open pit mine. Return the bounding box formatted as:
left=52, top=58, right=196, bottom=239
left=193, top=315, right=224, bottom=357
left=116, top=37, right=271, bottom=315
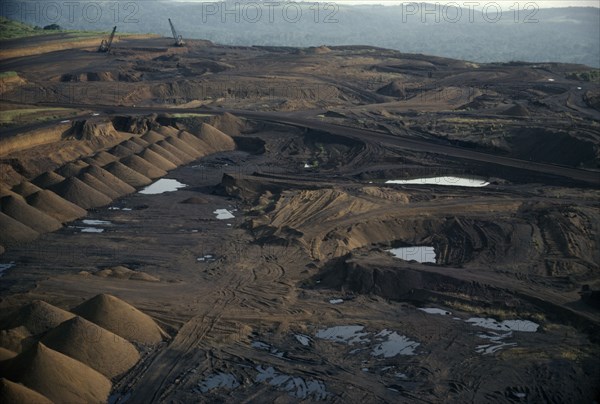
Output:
left=0, top=24, right=599, bottom=404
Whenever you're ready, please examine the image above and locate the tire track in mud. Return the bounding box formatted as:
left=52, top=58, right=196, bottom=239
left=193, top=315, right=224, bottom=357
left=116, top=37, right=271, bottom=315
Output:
left=124, top=241, right=308, bottom=403
left=124, top=258, right=247, bottom=403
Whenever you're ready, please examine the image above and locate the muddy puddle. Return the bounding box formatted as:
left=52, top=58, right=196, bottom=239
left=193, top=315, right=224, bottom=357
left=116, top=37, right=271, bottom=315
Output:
left=466, top=317, right=539, bottom=332
left=251, top=340, right=285, bottom=358
left=388, top=246, right=436, bottom=263
left=197, top=254, right=215, bottom=262
left=255, top=366, right=328, bottom=400
left=0, top=262, right=16, bottom=277
left=371, top=330, right=420, bottom=357
left=80, top=227, right=104, bottom=233
left=198, top=372, right=240, bottom=393
left=197, top=366, right=328, bottom=400
left=82, top=219, right=112, bottom=226
left=315, top=325, right=370, bottom=345
left=419, top=307, right=540, bottom=355
left=315, top=325, right=419, bottom=357
left=295, top=334, right=311, bottom=346
left=214, top=209, right=235, bottom=220
left=418, top=307, right=451, bottom=315
left=385, top=176, right=489, bottom=187
left=73, top=219, right=114, bottom=233
left=139, top=178, right=187, bottom=194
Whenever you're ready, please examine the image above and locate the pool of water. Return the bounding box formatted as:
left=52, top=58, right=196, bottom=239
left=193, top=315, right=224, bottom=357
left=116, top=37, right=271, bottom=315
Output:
left=315, top=325, right=370, bottom=345
left=418, top=309, right=540, bottom=355
left=295, top=334, right=311, bottom=346
left=0, top=262, right=16, bottom=277
left=385, top=176, right=489, bottom=187
left=197, top=254, right=215, bottom=262
left=255, top=366, right=328, bottom=400
left=388, top=246, right=436, bottom=263
left=371, top=330, right=420, bottom=357
left=214, top=209, right=235, bottom=220
left=81, top=227, right=104, bottom=233
left=251, top=340, right=285, bottom=358
left=418, top=308, right=451, bottom=315
left=82, top=219, right=112, bottom=226
left=475, top=331, right=517, bottom=355
left=466, top=317, right=539, bottom=332
left=139, top=179, right=187, bottom=195
left=198, top=372, right=240, bottom=393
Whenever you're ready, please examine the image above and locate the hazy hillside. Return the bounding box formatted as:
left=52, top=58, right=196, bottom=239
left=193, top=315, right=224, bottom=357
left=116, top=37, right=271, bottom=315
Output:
left=1, top=1, right=599, bottom=66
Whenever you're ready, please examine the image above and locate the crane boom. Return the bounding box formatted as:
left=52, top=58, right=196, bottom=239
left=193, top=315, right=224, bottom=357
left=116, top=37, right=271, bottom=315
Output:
left=169, top=18, right=178, bottom=40
left=107, top=26, right=117, bottom=49
left=168, top=18, right=184, bottom=46
left=98, top=26, right=117, bottom=52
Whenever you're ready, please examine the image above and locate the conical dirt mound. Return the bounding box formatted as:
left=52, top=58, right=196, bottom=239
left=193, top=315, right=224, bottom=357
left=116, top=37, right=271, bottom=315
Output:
left=104, top=161, right=152, bottom=187
left=0, top=326, right=31, bottom=353
left=210, top=112, right=246, bottom=135
left=148, top=143, right=184, bottom=165
left=50, top=177, right=112, bottom=209
left=376, top=81, right=406, bottom=98
left=198, top=123, right=235, bottom=151
left=0, top=195, right=62, bottom=233
left=72, top=294, right=165, bottom=345
left=128, top=135, right=150, bottom=148
left=0, top=378, right=53, bottom=404
left=121, top=155, right=167, bottom=179
left=108, top=144, right=135, bottom=158
left=0, top=212, right=38, bottom=245
left=83, top=150, right=118, bottom=167
left=140, top=148, right=178, bottom=171
left=164, top=136, right=203, bottom=159
left=5, top=300, right=75, bottom=336
left=0, top=185, right=22, bottom=199
left=84, top=165, right=135, bottom=197
left=120, top=139, right=145, bottom=153
left=156, top=140, right=194, bottom=163
left=78, top=172, right=122, bottom=199
left=2, top=342, right=111, bottom=403
left=141, top=130, right=166, bottom=144
left=178, top=130, right=215, bottom=154
left=0, top=347, right=17, bottom=361
left=11, top=181, right=42, bottom=198
left=41, top=316, right=140, bottom=378
left=26, top=190, right=87, bottom=223
left=155, top=125, right=179, bottom=137
left=55, top=161, right=89, bottom=178
left=32, top=172, right=65, bottom=188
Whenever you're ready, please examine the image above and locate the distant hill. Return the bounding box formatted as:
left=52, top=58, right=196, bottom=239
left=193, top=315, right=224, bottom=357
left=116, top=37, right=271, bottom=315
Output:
left=1, top=2, right=598, bottom=67
left=0, top=16, right=42, bottom=39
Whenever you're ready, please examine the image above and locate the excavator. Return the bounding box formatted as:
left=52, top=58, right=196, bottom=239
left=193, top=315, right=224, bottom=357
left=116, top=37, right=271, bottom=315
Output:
left=168, top=18, right=185, bottom=47
left=98, top=26, right=117, bottom=53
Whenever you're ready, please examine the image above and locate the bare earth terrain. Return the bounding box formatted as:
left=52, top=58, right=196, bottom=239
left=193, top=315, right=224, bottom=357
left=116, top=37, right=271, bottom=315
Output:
left=0, top=34, right=599, bottom=403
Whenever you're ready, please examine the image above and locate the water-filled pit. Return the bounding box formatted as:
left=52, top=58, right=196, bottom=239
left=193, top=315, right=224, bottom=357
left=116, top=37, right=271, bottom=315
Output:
left=388, top=246, right=436, bottom=263
left=385, top=176, right=489, bottom=187
left=139, top=178, right=187, bottom=195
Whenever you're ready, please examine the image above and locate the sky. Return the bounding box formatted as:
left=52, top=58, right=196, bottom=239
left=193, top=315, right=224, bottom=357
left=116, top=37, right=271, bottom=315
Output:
left=174, top=0, right=600, bottom=7
left=331, top=1, right=600, bottom=7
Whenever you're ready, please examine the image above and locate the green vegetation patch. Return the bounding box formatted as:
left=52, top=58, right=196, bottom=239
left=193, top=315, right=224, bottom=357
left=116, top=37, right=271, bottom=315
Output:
left=0, top=17, right=42, bottom=39
left=566, top=70, right=600, bottom=83
left=0, top=107, right=77, bottom=126
left=0, top=17, right=114, bottom=40
left=0, top=71, right=18, bottom=79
